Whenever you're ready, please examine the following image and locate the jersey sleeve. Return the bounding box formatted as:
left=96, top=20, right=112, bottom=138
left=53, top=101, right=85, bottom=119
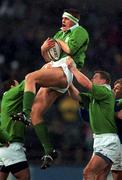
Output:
left=89, top=84, right=112, bottom=100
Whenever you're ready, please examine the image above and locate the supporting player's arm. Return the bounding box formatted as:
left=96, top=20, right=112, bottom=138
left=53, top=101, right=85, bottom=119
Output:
left=69, top=84, right=90, bottom=110
left=68, top=83, right=81, bottom=101
left=67, top=57, right=92, bottom=90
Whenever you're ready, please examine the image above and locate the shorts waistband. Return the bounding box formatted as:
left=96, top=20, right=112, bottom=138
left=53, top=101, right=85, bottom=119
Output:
left=93, top=133, right=117, bottom=138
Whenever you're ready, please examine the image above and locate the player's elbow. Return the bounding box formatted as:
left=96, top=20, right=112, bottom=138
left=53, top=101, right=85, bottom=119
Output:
left=77, top=77, right=92, bottom=90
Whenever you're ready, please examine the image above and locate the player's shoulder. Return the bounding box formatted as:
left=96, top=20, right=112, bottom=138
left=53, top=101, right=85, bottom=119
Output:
left=80, top=26, right=89, bottom=33
left=92, top=84, right=113, bottom=96
left=73, top=25, right=89, bottom=35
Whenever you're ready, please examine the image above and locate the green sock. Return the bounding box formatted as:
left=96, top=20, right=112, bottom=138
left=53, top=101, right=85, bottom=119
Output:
left=23, top=91, right=35, bottom=118
left=34, top=123, right=53, bottom=154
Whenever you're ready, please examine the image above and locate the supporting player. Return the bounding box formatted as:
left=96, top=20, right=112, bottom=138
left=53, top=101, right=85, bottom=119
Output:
left=111, top=78, right=122, bottom=179
left=74, top=78, right=122, bottom=179
left=67, top=57, right=121, bottom=180
left=95, top=78, right=122, bottom=179
left=0, top=80, right=30, bottom=180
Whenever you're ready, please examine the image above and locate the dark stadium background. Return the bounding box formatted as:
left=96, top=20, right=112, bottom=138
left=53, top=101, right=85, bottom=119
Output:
left=0, top=0, right=121, bottom=179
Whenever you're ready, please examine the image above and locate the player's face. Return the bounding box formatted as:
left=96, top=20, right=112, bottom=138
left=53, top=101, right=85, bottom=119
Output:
left=91, top=73, right=106, bottom=85
left=113, top=83, right=122, bottom=98
left=62, top=17, right=75, bottom=32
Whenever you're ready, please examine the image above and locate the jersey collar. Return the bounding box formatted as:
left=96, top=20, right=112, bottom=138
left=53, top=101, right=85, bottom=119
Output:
left=61, top=23, right=79, bottom=33
left=103, top=84, right=111, bottom=90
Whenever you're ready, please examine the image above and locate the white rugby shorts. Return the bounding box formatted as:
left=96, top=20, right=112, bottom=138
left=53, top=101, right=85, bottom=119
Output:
left=111, top=143, right=122, bottom=171
left=50, top=57, right=74, bottom=93
left=93, top=133, right=121, bottom=164
left=0, top=142, right=27, bottom=167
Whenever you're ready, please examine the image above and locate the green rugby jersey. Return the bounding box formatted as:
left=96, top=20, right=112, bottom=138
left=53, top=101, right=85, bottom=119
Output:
left=0, top=117, right=10, bottom=146
left=0, top=80, right=25, bottom=143
left=54, top=24, right=89, bottom=69
left=80, top=84, right=117, bottom=134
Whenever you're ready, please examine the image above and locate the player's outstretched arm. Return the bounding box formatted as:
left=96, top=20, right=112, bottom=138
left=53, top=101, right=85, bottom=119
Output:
left=67, top=57, right=92, bottom=90
left=68, top=83, right=81, bottom=101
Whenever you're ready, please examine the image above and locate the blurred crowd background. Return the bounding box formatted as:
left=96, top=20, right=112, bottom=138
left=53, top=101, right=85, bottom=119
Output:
left=0, top=0, right=122, bottom=167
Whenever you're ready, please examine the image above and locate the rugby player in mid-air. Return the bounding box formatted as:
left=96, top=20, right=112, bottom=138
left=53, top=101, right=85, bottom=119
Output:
left=13, top=8, right=89, bottom=169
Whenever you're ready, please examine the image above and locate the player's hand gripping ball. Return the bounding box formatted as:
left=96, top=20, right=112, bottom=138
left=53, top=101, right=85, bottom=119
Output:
left=47, top=40, right=61, bottom=61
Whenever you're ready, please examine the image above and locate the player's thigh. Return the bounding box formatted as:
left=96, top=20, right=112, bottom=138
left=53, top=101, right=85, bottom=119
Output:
left=13, top=167, right=30, bottom=180
left=95, top=165, right=110, bottom=180
left=29, top=67, right=67, bottom=88
left=112, top=170, right=122, bottom=180
left=84, top=154, right=111, bottom=175
left=31, top=88, right=61, bottom=119
left=32, top=87, right=61, bottom=113
left=0, top=172, right=9, bottom=180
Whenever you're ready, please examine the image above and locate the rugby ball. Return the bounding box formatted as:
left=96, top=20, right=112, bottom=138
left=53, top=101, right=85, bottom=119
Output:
left=47, top=40, right=61, bottom=61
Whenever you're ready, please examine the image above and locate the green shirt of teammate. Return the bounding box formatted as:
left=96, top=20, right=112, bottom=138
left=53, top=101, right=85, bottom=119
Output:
left=0, top=81, right=25, bottom=143
left=0, top=119, right=10, bottom=146
left=54, top=24, right=89, bottom=68
left=80, top=84, right=117, bottom=134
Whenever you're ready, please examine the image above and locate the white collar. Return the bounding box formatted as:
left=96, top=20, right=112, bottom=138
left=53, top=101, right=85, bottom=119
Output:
left=70, top=23, right=79, bottom=31
left=61, top=23, right=79, bottom=32
left=103, top=84, right=111, bottom=90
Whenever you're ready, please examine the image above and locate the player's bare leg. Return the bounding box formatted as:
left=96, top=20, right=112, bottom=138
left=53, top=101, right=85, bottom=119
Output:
left=12, top=65, right=69, bottom=169
left=24, top=66, right=68, bottom=92
left=112, top=170, right=122, bottom=180
left=0, top=172, right=9, bottom=180
left=83, top=154, right=112, bottom=180
left=11, top=65, right=67, bottom=125
left=95, top=165, right=110, bottom=179
left=31, top=87, right=61, bottom=125
left=31, top=87, right=61, bottom=169
left=13, top=167, right=30, bottom=180
left=17, top=65, right=68, bottom=123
